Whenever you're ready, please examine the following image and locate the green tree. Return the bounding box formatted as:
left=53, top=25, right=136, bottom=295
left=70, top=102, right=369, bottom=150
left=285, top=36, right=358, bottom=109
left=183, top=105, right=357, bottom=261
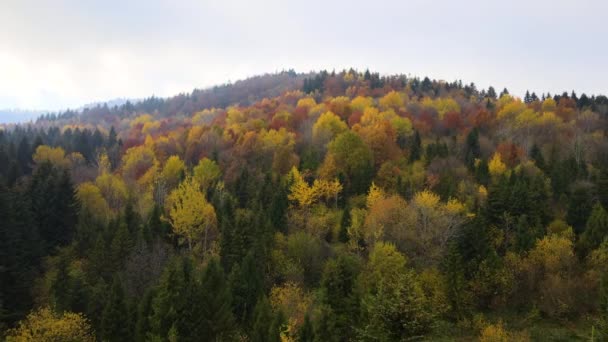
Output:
left=409, top=130, right=422, bottom=162
left=230, top=252, right=265, bottom=325
left=198, top=258, right=235, bottom=341
left=101, top=276, right=131, bottom=342
left=578, top=204, right=608, bottom=257
left=319, top=253, right=361, bottom=341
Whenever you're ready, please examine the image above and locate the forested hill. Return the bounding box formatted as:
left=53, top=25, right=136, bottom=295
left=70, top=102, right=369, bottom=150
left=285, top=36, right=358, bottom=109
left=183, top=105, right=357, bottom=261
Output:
left=2, top=69, right=608, bottom=341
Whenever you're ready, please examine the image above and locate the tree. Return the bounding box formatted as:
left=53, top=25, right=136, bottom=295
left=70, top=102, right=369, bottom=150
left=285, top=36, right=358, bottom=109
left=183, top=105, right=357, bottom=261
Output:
left=358, top=243, right=434, bottom=340
left=250, top=296, right=273, bottom=342
left=101, top=276, right=131, bottom=342
left=326, top=131, right=373, bottom=195
left=193, top=157, right=221, bottom=190
left=409, top=130, right=422, bottom=162
left=312, top=111, right=348, bottom=147
left=578, top=204, right=608, bottom=257
left=230, top=252, right=265, bottom=324
left=566, top=184, right=595, bottom=235
left=77, top=182, right=111, bottom=226
left=198, top=258, right=236, bottom=341
left=298, top=314, right=315, bottom=342
left=464, top=128, right=480, bottom=169
left=166, top=176, right=217, bottom=252
left=161, top=155, right=186, bottom=190
left=488, top=152, right=507, bottom=177
left=6, top=307, right=94, bottom=342
left=32, top=145, right=69, bottom=169
left=320, top=253, right=361, bottom=340
left=339, top=205, right=351, bottom=243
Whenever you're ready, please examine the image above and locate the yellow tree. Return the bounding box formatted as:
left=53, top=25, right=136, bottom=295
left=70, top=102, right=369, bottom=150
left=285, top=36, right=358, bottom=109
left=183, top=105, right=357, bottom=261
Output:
left=32, top=145, right=70, bottom=169
left=77, top=182, right=111, bottom=225
left=166, top=176, right=217, bottom=253
left=379, top=91, right=405, bottom=110
left=288, top=167, right=319, bottom=209
left=6, top=307, right=95, bottom=342
left=193, top=157, right=221, bottom=189
left=312, top=178, right=342, bottom=208
left=488, top=152, right=507, bottom=177
left=312, top=111, right=348, bottom=147
left=161, top=155, right=186, bottom=189
left=95, top=172, right=128, bottom=211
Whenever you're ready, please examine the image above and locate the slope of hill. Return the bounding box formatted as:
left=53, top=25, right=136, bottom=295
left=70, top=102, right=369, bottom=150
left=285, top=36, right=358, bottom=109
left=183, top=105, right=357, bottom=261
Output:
left=1, top=69, right=608, bottom=341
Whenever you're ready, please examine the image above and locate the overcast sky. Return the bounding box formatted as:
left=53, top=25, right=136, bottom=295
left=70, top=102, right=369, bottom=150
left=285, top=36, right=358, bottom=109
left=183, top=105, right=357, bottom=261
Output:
left=1, top=0, right=607, bottom=112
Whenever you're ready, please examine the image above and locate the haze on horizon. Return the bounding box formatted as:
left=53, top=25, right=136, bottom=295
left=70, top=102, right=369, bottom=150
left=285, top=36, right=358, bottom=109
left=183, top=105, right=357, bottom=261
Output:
left=1, top=0, right=607, bottom=113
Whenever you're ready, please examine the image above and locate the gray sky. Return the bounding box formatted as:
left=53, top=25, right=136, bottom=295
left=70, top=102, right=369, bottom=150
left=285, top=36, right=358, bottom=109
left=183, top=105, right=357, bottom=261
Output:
left=1, top=0, right=607, bottom=111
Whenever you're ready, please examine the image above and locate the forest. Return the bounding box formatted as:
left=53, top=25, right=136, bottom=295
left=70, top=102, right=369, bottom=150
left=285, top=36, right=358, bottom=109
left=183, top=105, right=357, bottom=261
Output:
left=1, top=69, right=608, bottom=341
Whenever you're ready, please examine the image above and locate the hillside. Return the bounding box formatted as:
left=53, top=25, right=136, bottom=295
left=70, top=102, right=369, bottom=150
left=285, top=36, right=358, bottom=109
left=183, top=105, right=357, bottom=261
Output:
left=1, top=69, right=608, bottom=341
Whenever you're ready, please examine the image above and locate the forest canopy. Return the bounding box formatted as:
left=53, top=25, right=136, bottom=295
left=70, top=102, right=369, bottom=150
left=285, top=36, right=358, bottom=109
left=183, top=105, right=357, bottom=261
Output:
left=2, top=69, right=608, bottom=341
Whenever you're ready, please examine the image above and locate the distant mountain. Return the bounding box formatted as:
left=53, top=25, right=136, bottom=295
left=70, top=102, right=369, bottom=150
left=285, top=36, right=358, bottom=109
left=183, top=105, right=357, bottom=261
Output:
left=0, top=98, right=138, bottom=124
left=78, top=98, right=138, bottom=111
left=0, top=109, right=46, bottom=124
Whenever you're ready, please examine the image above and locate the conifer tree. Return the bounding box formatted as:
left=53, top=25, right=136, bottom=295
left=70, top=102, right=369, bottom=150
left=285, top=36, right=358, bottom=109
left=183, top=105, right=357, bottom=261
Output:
left=101, top=276, right=131, bottom=342
left=298, top=314, right=315, bottom=342
left=250, top=296, right=273, bottom=342
left=198, top=258, right=235, bottom=341
left=409, top=130, right=422, bottom=162
left=230, top=252, right=265, bottom=325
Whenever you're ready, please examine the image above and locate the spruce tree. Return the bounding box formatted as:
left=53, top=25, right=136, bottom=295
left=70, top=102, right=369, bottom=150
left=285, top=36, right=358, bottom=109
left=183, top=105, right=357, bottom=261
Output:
left=101, top=276, right=131, bottom=342
left=250, top=296, right=273, bottom=342
left=409, top=130, right=422, bottom=162
left=578, top=204, right=608, bottom=257
left=339, top=206, right=351, bottom=243
left=199, top=258, right=235, bottom=341
left=229, top=252, right=264, bottom=325
left=298, top=314, right=315, bottom=342
left=464, top=128, right=481, bottom=170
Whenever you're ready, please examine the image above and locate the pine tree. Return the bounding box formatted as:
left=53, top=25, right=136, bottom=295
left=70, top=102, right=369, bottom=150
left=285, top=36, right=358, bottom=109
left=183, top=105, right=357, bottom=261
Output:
left=443, top=243, right=470, bottom=320
left=135, top=288, right=156, bottom=342
left=268, top=309, right=286, bottom=342
left=229, top=251, right=264, bottom=325
left=578, top=204, right=608, bottom=257
left=339, top=206, right=351, bottom=243
left=250, top=296, right=273, bottom=342
left=199, top=258, right=235, bottom=341
left=320, top=254, right=360, bottom=340
left=598, top=168, right=608, bottom=210
left=530, top=144, right=546, bottom=172
left=298, top=314, right=315, bottom=342
left=101, top=276, right=131, bottom=342
left=567, top=185, right=595, bottom=235
left=464, top=128, right=481, bottom=170
left=409, top=130, right=422, bottom=162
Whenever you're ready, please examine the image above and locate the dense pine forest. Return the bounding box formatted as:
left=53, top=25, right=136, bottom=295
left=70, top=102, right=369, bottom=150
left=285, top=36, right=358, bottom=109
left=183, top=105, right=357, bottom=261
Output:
left=2, top=69, right=608, bottom=341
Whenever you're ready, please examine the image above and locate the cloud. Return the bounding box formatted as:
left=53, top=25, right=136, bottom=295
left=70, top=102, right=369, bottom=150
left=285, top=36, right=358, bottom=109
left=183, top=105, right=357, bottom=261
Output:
left=0, top=0, right=607, bottom=110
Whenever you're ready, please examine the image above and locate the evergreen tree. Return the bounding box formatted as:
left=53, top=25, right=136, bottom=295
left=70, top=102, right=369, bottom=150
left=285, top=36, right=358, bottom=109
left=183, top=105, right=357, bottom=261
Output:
left=135, top=288, right=156, bottom=342
left=320, top=254, right=360, bottom=341
left=250, top=296, right=273, bottom=342
left=487, top=86, right=497, bottom=100
left=298, top=314, right=315, bottom=342
left=598, top=168, right=608, bottom=210
left=530, top=144, right=546, bottom=172
left=339, top=206, right=351, bottom=243
left=229, top=252, right=265, bottom=325
left=578, top=204, right=608, bottom=257
left=567, top=184, right=595, bottom=235
left=101, top=276, right=131, bottom=342
left=268, top=309, right=286, bottom=342
left=198, top=258, right=236, bottom=341
left=443, top=243, right=470, bottom=320
left=464, top=128, right=481, bottom=170
left=409, top=130, right=422, bottom=162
